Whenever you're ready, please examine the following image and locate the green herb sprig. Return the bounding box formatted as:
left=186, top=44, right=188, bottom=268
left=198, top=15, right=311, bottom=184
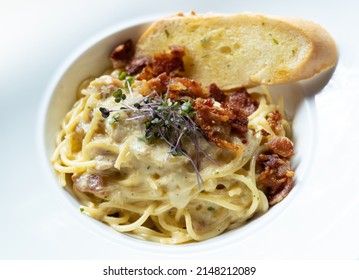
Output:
left=118, top=71, right=135, bottom=96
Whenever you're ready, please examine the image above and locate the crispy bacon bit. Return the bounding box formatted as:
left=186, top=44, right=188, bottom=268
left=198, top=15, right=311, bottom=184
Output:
left=72, top=173, right=105, bottom=195
left=261, top=129, right=270, bottom=136
left=226, top=88, right=257, bottom=117
left=137, top=45, right=186, bottom=80
left=203, top=99, right=214, bottom=107
left=146, top=73, right=170, bottom=94
left=229, top=114, right=248, bottom=135
left=194, top=88, right=257, bottom=150
left=110, top=39, right=134, bottom=69
left=209, top=83, right=226, bottom=102
left=152, top=45, right=185, bottom=76
left=172, top=77, right=207, bottom=99
left=194, top=102, right=239, bottom=151
left=267, top=110, right=282, bottom=134
left=194, top=98, right=239, bottom=150
left=126, top=55, right=151, bottom=76
left=268, top=136, right=294, bottom=158
left=136, top=61, right=156, bottom=81
left=269, top=179, right=294, bottom=205
left=169, top=45, right=185, bottom=57
left=225, top=88, right=258, bottom=135
left=146, top=73, right=207, bottom=100
left=256, top=153, right=294, bottom=205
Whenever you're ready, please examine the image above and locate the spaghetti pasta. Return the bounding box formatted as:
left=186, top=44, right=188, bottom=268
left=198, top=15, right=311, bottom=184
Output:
left=51, top=67, right=294, bottom=244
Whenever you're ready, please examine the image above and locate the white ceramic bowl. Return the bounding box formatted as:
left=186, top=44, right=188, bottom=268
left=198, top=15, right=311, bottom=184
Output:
left=39, top=16, right=319, bottom=254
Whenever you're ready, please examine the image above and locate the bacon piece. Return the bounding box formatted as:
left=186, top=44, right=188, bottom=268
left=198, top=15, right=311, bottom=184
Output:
left=137, top=45, right=186, bottom=80
left=226, top=88, right=257, bottom=117
left=172, top=77, right=207, bottom=99
left=225, top=88, right=258, bottom=135
left=268, top=136, right=294, bottom=158
left=256, top=153, right=294, bottom=205
left=267, top=110, right=282, bottom=134
left=152, top=45, right=185, bottom=76
left=72, top=173, right=105, bottom=195
left=194, top=88, right=258, bottom=150
left=194, top=99, right=240, bottom=151
left=268, top=178, right=294, bottom=205
left=136, top=62, right=155, bottom=81
left=146, top=73, right=207, bottom=99
left=169, top=45, right=185, bottom=57
left=208, top=83, right=226, bottom=102
left=229, top=113, right=249, bottom=135
left=126, top=55, right=151, bottom=76
left=146, top=73, right=170, bottom=94
left=110, top=39, right=134, bottom=69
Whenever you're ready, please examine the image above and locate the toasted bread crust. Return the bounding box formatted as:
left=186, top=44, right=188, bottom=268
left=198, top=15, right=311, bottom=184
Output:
left=135, top=13, right=338, bottom=90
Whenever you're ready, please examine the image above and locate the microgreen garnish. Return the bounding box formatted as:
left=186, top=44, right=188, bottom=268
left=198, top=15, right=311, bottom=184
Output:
left=113, top=88, right=127, bottom=103
left=126, top=76, right=135, bottom=86
left=112, top=112, right=120, bottom=122
left=118, top=71, right=126, bottom=80
left=133, top=102, right=141, bottom=109
left=99, top=107, right=110, bottom=118
left=118, top=72, right=135, bottom=96
left=100, top=90, right=217, bottom=186
left=124, top=76, right=135, bottom=96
